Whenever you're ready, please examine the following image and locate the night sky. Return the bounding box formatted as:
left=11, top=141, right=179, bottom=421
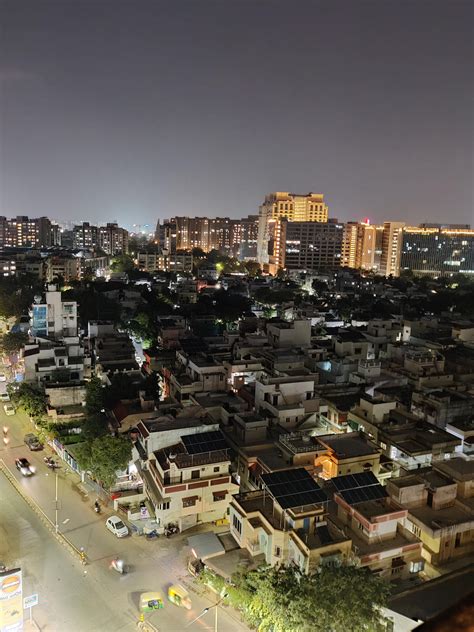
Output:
left=0, top=1, right=472, bottom=228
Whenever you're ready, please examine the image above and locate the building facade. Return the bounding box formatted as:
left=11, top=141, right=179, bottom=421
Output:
left=0, top=215, right=59, bottom=248
left=380, top=222, right=405, bottom=277
left=275, top=219, right=343, bottom=273
left=257, top=192, right=329, bottom=266
left=400, top=227, right=474, bottom=277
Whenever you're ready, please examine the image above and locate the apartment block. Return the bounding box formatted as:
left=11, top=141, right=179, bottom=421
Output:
left=142, top=430, right=239, bottom=531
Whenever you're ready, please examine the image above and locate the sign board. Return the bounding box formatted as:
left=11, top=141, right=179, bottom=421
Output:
left=23, top=594, right=38, bottom=609
left=0, top=568, right=23, bottom=632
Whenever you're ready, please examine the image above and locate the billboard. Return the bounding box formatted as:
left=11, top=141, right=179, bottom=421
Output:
left=0, top=568, right=23, bottom=632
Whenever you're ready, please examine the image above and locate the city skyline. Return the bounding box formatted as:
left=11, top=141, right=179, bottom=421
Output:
left=1, top=1, right=472, bottom=227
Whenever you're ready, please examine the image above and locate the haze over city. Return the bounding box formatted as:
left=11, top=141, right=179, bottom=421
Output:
left=1, top=0, right=472, bottom=228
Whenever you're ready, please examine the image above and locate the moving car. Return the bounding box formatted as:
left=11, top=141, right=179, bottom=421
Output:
left=3, top=403, right=15, bottom=416
left=105, top=516, right=129, bottom=538
left=15, top=458, right=35, bottom=476
left=24, top=433, right=43, bottom=451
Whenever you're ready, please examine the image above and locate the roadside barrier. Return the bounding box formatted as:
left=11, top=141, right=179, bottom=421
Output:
left=0, top=459, right=86, bottom=564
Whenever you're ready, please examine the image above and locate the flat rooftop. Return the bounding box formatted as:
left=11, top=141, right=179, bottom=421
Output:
left=318, top=433, right=379, bottom=458
left=434, top=458, right=474, bottom=482
left=409, top=503, right=474, bottom=530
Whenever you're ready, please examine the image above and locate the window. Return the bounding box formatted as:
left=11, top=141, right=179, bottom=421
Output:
left=213, top=466, right=220, bottom=473
left=191, top=470, right=200, bottom=480
left=232, top=514, right=242, bottom=535
left=213, top=491, right=226, bottom=502
left=183, top=497, right=197, bottom=508
left=159, top=501, right=170, bottom=511
left=455, top=533, right=462, bottom=548
left=410, top=560, right=424, bottom=573
left=274, top=546, right=281, bottom=557
left=411, top=523, right=421, bottom=538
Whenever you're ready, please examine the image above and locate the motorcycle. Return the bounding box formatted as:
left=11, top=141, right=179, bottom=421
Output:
left=94, top=501, right=101, bottom=514
left=110, top=558, right=126, bottom=574
left=165, top=524, right=179, bottom=538
left=145, top=529, right=159, bottom=540
left=44, top=456, right=60, bottom=470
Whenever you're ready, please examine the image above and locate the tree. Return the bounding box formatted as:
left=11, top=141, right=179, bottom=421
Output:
left=110, top=254, right=136, bottom=274
left=201, top=564, right=389, bottom=632
left=74, top=434, right=132, bottom=488
left=85, top=377, right=107, bottom=414
left=0, top=331, right=28, bottom=354
left=243, top=261, right=262, bottom=278
left=9, top=383, right=47, bottom=420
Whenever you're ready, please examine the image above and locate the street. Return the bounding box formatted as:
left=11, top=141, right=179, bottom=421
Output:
left=0, top=407, right=249, bottom=632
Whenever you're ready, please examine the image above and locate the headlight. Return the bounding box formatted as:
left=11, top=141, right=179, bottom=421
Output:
left=29, top=466, right=36, bottom=474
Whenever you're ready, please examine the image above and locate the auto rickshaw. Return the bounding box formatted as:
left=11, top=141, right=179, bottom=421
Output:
left=167, top=584, right=192, bottom=610
left=140, top=592, right=164, bottom=613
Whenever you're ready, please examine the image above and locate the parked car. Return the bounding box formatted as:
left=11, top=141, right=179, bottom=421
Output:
left=15, top=458, right=35, bottom=476
left=24, top=433, right=43, bottom=451
left=0, top=373, right=6, bottom=382
left=0, top=393, right=10, bottom=402
left=3, top=403, right=15, bottom=416
left=106, top=516, right=129, bottom=538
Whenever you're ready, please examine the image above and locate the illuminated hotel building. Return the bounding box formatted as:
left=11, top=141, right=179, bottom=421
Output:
left=400, top=227, right=474, bottom=277
left=257, top=192, right=328, bottom=265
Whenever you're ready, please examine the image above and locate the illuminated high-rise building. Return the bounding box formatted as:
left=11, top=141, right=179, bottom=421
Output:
left=257, top=192, right=329, bottom=265
left=380, top=221, right=405, bottom=277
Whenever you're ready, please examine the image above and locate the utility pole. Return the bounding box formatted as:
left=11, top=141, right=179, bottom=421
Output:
left=55, top=470, right=59, bottom=533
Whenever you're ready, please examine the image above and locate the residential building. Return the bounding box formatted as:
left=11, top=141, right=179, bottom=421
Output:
left=45, top=255, right=82, bottom=283
left=273, top=219, right=343, bottom=273
left=315, top=432, right=381, bottom=479
left=169, top=352, right=227, bottom=402
left=73, top=222, right=99, bottom=250
left=0, top=215, right=57, bottom=248
left=387, top=460, right=474, bottom=568
left=30, top=285, right=78, bottom=338
left=380, top=221, right=405, bottom=277
left=229, top=468, right=352, bottom=572
left=142, top=430, right=239, bottom=531
left=73, top=221, right=129, bottom=254
left=330, top=472, right=423, bottom=579
left=257, top=192, right=329, bottom=265
left=23, top=337, right=86, bottom=385
left=400, top=226, right=474, bottom=277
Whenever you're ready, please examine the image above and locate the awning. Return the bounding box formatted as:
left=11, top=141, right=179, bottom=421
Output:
left=187, top=532, right=225, bottom=561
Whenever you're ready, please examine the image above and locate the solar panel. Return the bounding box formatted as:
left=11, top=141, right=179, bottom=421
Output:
left=261, top=468, right=327, bottom=509
left=332, top=471, right=379, bottom=492
left=182, top=431, right=228, bottom=455
left=340, top=484, right=387, bottom=505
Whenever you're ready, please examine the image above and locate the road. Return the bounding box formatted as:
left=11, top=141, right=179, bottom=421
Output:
left=0, top=407, right=248, bottom=632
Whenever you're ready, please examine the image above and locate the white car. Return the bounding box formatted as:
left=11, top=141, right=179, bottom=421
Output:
left=106, top=516, right=129, bottom=538
left=0, top=393, right=10, bottom=402
left=0, top=373, right=6, bottom=382
left=3, top=403, right=15, bottom=416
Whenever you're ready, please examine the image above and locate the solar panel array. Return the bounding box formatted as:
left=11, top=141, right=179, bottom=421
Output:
left=182, top=431, right=228, bottom=455
left=261, top=468, right=327, bottom=510
left=332, top=471, right=387, bottom=505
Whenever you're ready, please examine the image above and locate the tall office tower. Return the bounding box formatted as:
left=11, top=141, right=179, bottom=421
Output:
left=380, top=221, right=405, bottom=277
left=400, top=226, right=474, bottom=276
left=73, top=222, right=99, bottom=250
left=99, top=223, right=129, bottom=255
left=208, top=217, right=233, bottom=252
left=257, top=192, right=329, bottom=265
left=341, top=220, right=384, bottom=271
left=274, top=219, right=343, bottom=272
left=157, top=219, right=177, bottom=252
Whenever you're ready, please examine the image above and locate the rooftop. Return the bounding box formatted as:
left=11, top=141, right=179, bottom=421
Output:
left=317, top=432, right=379, bottom=458
left=409, top=502, right=474, bottom=531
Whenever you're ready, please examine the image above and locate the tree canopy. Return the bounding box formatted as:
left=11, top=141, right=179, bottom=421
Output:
left=9, top=383, right=47, bottom=420
left=201, top=564, right=389, bottom=632
left=0, top=331, right=28, bottom=355
left=74, top=434, right=132, bottom=488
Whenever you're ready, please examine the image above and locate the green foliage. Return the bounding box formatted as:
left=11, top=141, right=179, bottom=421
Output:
left=254, top=287, right=298, bottom=306
left=0, top=331, right=28, bottom=354
left=62, top=285, right=121, bottom=327
left=74, top=434, right=132, bottom=488
left=9, top=383, right=47, bottom=420
left=213, top=290, right=252, bottom=322
left=85, top=377, right=107, bottom=414
left=243, top=261, right=262, bottom=278
left=200, top=564, right=389, bottom=632
left=0, top=275, right=43, bottom=319
left=110, top=254, right=136, bottom=274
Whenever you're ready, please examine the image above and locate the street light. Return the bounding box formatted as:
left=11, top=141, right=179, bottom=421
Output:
left=186, top=593, right=228, bottom=632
